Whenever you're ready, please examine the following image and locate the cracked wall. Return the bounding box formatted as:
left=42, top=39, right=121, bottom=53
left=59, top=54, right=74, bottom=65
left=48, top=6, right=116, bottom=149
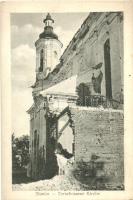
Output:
left=70, top=107, right=124, bottom=188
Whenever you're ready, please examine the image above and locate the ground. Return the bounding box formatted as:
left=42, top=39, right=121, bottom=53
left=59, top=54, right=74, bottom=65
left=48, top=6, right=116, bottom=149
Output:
left=12, top=175, right=85, bottom=191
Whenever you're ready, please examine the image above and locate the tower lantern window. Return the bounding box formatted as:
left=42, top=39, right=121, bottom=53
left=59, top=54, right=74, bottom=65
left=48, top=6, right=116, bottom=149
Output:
left=46, top=20, right=52, bottom=27
left=43, top=13, right=54, bottom=28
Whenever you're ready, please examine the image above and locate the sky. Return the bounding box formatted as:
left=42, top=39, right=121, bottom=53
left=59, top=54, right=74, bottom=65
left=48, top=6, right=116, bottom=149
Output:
left=11, top=12, right=89, bottom=137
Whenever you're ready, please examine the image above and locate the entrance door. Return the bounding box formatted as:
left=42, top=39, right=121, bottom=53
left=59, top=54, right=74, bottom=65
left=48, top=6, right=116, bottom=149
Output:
left=104, top=39, right=112, bottom=99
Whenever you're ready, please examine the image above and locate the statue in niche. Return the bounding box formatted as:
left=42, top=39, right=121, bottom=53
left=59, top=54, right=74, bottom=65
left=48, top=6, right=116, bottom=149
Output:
left=91, top=70, right=103, bottom=94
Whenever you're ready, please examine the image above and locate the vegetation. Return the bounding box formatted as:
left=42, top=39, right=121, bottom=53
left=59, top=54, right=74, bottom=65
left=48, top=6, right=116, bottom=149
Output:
left=12, top=133, right=30, bottom=170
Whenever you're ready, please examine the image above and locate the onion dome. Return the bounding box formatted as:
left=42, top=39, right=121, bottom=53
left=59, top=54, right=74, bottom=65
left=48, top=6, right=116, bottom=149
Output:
left=39, top=13, right=58, bottom=40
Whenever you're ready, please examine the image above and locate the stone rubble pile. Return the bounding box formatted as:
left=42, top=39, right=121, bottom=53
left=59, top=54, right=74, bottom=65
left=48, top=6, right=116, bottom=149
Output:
left=12, top=174, right=82, bottom=191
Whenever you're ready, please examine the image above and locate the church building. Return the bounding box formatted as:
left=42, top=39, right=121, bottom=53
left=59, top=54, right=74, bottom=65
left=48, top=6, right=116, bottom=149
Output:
left=27, top=12, right=124, bottom=188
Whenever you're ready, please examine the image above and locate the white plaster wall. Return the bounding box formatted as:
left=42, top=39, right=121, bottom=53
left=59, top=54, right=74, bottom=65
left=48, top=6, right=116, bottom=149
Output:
left=39, top=108, right=46, bottom=148
left=35, top=38, right=62, bottom=75
left=109, top=16, right=123, bottom=99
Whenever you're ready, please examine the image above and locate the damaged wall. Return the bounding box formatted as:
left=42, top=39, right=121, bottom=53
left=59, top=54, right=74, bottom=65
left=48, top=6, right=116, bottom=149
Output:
left=70, top=106, right=124, bottom=188
left=28, top=99, right=47, bottom=180
left=33, top=12, right=123, bottom=101
left=28, top=12, right=124, bottom=183
left=58, top=114, right=74, bottom=154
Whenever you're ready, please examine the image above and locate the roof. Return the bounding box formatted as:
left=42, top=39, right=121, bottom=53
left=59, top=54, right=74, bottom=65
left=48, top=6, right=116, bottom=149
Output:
left=60, top=12, right=102, bottom=61
left=27, top=104, right=35, bottom=114
left=40, top=75, right=77, bottom=97
left=39, top=26, right=58, bottom=40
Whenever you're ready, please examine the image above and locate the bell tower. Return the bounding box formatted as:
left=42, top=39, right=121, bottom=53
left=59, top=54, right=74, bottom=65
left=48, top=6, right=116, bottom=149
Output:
left=35, top=13, right=63, bottom=81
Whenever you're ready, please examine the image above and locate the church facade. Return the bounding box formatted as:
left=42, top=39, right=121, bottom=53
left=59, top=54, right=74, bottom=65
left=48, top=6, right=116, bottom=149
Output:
left=27, top=12, right=124, bottom=185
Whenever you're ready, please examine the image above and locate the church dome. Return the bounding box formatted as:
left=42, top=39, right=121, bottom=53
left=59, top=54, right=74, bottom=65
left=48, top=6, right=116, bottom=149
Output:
left=39, top=13, right=58, bottom=40
left=39, top=26, right=58, bottom=39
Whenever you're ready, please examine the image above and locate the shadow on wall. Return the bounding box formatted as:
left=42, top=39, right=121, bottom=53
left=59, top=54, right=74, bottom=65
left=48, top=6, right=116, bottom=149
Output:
left=72, top=154, right=124, bottom=190
left=45, top=140, right=73, bottom=179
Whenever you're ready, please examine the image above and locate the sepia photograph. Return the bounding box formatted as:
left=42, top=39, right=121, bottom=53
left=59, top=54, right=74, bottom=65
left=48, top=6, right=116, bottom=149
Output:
left=1, top=1, right=133, bottom=200
left=11, top=11, right=124, bottom=191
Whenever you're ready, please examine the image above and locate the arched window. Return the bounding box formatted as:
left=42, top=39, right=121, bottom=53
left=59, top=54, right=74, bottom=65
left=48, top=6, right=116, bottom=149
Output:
left=34, top=130, right=37, bottom=147
left=39, top=49, right=44, bottom=72
left=104, top=39, right=112, bottom=99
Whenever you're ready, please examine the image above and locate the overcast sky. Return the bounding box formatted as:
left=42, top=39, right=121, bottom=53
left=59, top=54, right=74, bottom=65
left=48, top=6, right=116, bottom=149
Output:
left=11, top=12, right=89, bottom=137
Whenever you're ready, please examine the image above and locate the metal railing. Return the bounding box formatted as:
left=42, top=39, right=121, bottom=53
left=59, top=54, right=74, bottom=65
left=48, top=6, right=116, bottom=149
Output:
left=77, top=95, right=123, bottom=109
